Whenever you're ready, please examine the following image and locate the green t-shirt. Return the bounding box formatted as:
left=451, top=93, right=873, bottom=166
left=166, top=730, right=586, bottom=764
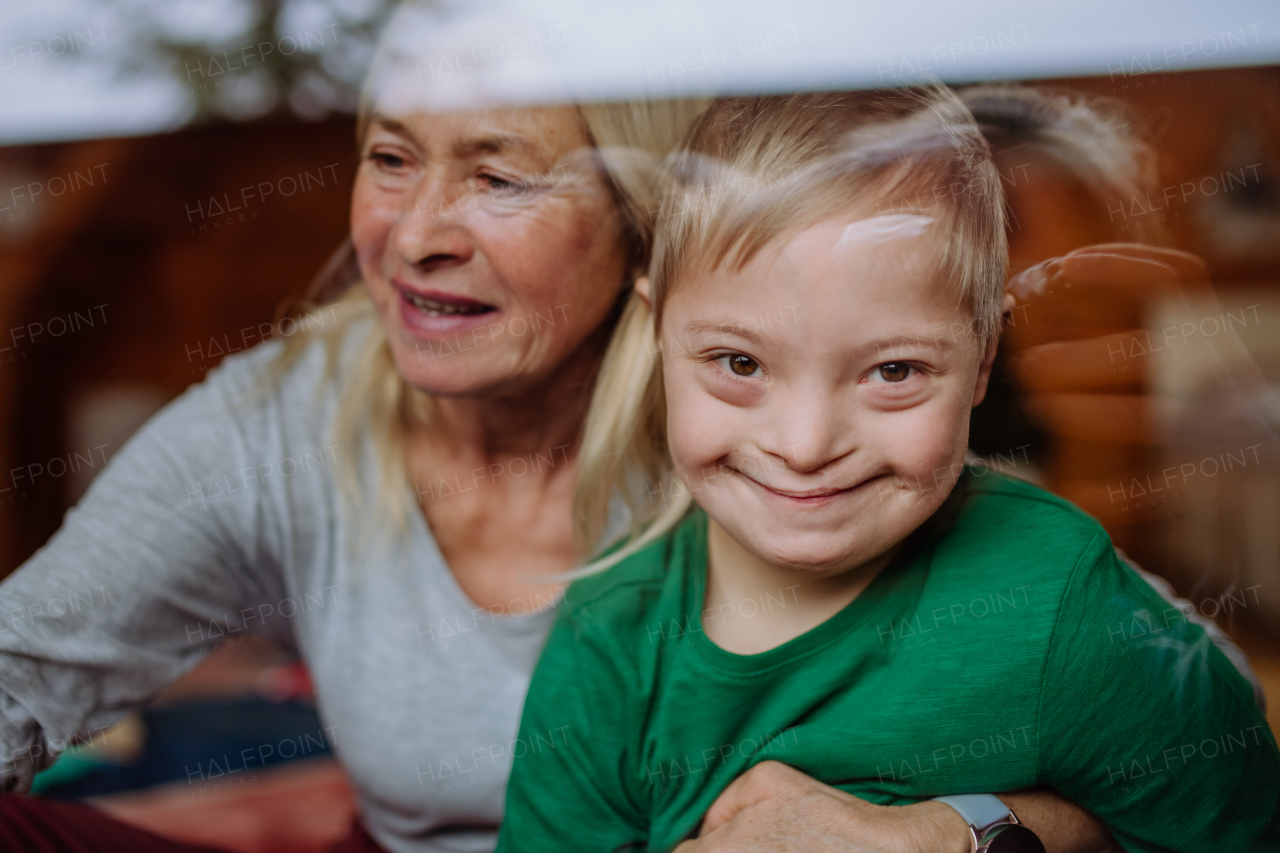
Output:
left=497, top=471, right=1279, bottom=853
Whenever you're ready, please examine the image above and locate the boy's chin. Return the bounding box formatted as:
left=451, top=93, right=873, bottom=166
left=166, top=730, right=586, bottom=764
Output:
left=736, top=528, right=894, bottom=578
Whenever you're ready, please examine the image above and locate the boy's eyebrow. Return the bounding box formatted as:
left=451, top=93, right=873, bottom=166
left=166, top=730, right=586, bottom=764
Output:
left=680, top=324, right=963, bottom=355
left=681, top=320, right=769, bottom=347
left=869, top=333, right=958, bottom=357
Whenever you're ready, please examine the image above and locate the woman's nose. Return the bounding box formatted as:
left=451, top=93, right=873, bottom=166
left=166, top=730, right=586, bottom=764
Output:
left=390, top=176, right=477, bottom=270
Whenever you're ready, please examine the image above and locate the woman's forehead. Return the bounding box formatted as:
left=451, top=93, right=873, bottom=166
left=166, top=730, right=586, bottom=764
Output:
left=367, top=103, right=587, bottom=159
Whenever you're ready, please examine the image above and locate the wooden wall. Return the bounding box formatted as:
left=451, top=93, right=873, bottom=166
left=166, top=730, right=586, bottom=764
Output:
left=0, top=117, right=358, bottom=573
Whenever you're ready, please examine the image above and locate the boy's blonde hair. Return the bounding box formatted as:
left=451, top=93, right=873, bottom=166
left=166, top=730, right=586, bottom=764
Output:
left=574, top=86, right=1007, bottom=570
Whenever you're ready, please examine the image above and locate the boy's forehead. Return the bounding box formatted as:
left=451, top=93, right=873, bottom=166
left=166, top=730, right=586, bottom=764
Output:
left=687, top=215, right=940, bottom=295
left=780, top=213, right=937, bottom=260
left=758, top=214, right=942, bottom=299
left=671, top=214, right=975, bottom=351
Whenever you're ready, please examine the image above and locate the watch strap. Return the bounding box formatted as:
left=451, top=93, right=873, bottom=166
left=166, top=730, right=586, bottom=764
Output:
left=933, top=793, right=1015, bottom=833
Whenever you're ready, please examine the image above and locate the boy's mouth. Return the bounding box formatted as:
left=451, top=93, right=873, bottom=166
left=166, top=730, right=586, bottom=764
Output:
left=735, top=469, right=891, bottom=505
left=762, top=484, right=848, bottom=499
left=737, top=471, right=856, bottom=504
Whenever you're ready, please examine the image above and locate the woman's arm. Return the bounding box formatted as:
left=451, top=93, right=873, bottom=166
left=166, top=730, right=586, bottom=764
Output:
left=996, top=790, right=1119, bottom=853
left=0, top=352, right=291, bottom=792
left=674, top=763, right=1119, bottom=853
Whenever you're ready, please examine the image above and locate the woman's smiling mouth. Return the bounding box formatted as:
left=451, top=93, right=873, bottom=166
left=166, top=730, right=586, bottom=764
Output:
left=392, top=280, right=502, bottom=340
left=394, top=282, right=497, bottom=317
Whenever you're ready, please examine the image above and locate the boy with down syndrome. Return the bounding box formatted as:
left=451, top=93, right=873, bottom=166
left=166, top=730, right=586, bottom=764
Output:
left=496, top=88, right=1279, bottom=853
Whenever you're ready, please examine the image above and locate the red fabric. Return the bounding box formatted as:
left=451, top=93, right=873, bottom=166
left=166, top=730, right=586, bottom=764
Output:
left=0, top=796, right=385, bottom=853
left=83, top=758, right=358, bottom=852
left=324, top=821, right=386, bottom=853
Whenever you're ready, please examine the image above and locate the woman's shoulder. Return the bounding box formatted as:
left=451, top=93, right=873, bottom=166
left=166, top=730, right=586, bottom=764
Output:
left=203, top=308, right=375, bottom=412
left=117, top=307, right=377, bottom=493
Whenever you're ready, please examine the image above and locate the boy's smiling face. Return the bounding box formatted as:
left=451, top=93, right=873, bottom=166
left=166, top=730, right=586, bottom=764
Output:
left=657, top=214, right=998, bottom=577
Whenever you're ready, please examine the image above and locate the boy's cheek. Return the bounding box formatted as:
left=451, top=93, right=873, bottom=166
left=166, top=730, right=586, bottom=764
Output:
left=668, top=418, right=736, bottom=482
left=871, top=406, right=968, bottom=483
left=664, top=378, right=742, bottom=466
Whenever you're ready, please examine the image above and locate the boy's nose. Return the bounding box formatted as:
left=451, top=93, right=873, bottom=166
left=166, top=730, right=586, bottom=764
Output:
left=767, top=395, right=852, bottom=475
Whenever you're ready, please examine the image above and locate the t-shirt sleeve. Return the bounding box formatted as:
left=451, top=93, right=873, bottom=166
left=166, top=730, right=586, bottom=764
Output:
left=497, top=605, right=648, bottom=853
left=1038, top=531, right=1280, bottom=850
left=0, top=353, right=292, bottom=793
left=1120, top=552, right=1266, bottom=710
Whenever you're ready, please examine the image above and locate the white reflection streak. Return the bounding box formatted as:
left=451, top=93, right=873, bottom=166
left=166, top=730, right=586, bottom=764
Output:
left=834, top=214, right=934, bottom=252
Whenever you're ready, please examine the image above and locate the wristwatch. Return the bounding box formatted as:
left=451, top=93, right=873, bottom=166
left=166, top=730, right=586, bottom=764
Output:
left=932, top=795, right=1046, bottom=853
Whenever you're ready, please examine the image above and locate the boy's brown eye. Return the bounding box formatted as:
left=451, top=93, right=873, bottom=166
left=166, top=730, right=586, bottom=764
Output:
left=879, top=362, right=912, bottom=382
left=729, top=355, right=759, bottom=376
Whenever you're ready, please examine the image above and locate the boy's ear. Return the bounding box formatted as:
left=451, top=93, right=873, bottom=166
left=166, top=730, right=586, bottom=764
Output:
left=971, top=333, right=1001, bottom=408
left=971, top=294, right=1016, bottom=407
left=633, top=276, right=653, bottom=307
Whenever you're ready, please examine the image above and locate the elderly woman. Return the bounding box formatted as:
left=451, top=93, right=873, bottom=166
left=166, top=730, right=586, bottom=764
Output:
left=0, top=7, right=1257, bottom=853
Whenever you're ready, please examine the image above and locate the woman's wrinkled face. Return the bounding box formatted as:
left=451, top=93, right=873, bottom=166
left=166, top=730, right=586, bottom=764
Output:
left=351, top=104, right=630, bottom=398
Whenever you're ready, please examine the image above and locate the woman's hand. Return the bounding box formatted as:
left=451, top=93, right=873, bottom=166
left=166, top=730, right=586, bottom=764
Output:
left=672, top=761, right=1123, bottom=853
left=671, top=761, right=969, bottom=853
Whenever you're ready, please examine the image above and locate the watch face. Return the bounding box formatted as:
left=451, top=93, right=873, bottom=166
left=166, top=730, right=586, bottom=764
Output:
left=980, top=824, right=1047, bottom=853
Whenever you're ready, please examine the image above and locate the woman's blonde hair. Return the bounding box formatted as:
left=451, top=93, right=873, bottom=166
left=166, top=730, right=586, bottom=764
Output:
left=573, top=86, right=1008, bottom=572
left=261, top=4, right=706, bottom=542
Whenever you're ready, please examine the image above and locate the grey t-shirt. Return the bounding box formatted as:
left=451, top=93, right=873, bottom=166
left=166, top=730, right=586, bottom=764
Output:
left=0, top=327, right=1264, bottom=853
left=0, top=329, right=557, bottom=853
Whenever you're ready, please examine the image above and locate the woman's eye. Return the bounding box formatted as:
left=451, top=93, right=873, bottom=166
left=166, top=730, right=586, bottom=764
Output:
left=480, top=173, right=531, bottom=196
left=876, top=362, right=913, bottom=382
left=368, top=152, right=406, bottom=171
left=716, top=354, right=760, bottom=377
